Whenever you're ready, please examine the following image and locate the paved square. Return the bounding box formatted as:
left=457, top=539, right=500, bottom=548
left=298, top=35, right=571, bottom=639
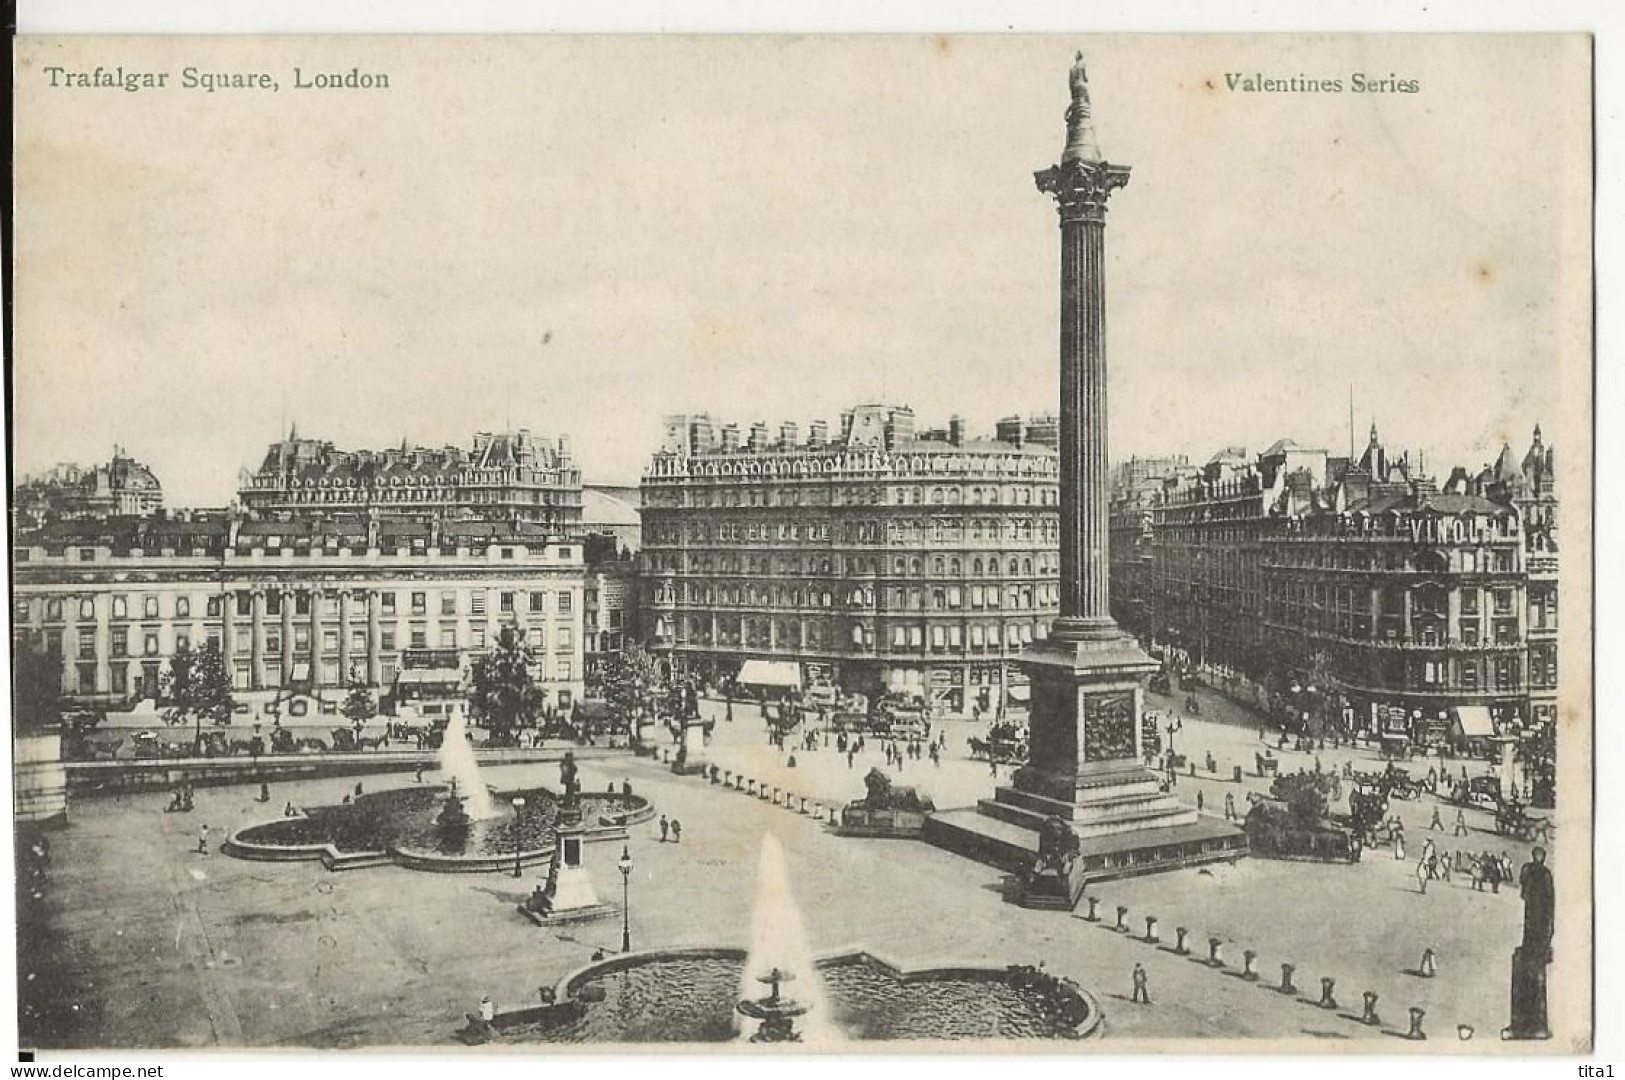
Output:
left=22, top=681, right=1549, bottom=1048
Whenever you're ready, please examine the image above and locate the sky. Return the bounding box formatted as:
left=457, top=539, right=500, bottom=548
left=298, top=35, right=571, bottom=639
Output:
left=13, top=34, right=1590, bottom=503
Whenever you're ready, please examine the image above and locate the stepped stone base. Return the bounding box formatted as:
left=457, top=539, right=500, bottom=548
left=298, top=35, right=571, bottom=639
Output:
left=924, top=809, right=1248, bottom=895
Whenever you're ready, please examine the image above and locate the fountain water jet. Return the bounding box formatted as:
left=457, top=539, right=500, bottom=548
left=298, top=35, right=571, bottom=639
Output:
left=738, top=834, right=841, bottom=1044
left=440, top=705, right=496, bottom=820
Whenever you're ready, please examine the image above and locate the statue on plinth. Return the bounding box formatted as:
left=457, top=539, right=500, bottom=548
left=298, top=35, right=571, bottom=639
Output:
left=1504, top=845, right=1554, bottom=1040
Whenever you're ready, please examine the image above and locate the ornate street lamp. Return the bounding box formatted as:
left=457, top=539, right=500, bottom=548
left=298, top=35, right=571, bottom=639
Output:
left=618, top=844, right=633, bottom=953
left=511, top=796, right=526, bottom=877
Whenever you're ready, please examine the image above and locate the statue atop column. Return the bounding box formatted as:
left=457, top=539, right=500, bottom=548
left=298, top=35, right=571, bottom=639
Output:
left=1062, top=50, right=1103, bottom=165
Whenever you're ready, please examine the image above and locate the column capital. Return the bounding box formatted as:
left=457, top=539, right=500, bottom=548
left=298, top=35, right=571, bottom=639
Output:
left=1035, top=159, right=1131, bottom=223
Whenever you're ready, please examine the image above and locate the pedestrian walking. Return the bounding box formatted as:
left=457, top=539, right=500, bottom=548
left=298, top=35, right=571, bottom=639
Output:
left=196, top=824, right=210, bottom=855
left=1429, top=806, right=1444, bottom=831
left=1416, top=858, right=1430, bottom=894
left=1393, top=823, right=1406, bottom=861
left=1131, top=962, right=1150, bottom=1004
left=1453, top=808, right=1469, bottom=836
left=1439, top=850, right=1453, bottom=883
left=659, top=815, right=670, bottom=842
left=415, top=765, right=425, bottom=783
left=671, top=819, right=682, bottom=844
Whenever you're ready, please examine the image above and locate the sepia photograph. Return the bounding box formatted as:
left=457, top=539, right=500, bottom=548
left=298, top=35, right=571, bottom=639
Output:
left=8, top=32, right=1594, bottom=1055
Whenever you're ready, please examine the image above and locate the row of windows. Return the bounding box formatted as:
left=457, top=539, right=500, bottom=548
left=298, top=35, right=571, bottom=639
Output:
left=65, top=657, right=579, bottom=697
left=18, top=587, right=576, bottom=624
left=651, top=516, right=1060, bottom=547
left=648, top=480, right=1058, bottom=511
left=657, top=616, right=1047, bottom=651
left=45, top=622, right=578, bottom=662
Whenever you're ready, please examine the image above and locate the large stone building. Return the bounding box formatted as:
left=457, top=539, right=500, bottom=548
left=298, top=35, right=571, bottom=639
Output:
left=236, top=427, right=583, bottom=535
left=639, top=405, right=1062, bottom=715
left=1109, top=424, right=1558, bottom=740
left=13, top=447, right=164, bottom=526
left=11, top=513, right=586, bottom=718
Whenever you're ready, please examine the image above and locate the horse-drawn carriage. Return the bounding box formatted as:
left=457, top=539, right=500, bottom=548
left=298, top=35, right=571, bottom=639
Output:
left=1495, top=803, right=1554, bottom=843
left=969, top=720, right=1028, bottom=765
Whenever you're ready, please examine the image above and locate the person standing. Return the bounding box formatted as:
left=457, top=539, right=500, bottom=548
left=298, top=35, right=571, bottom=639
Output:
left=659, top=815, right=670, bottom=843
left=1393, top=821, right=1406, bottom=861
left=671, top=819, right=683, bottom=844
left=1196, top=790, right=1205, bottom=813
left=1131, top=962, right=1150, bottom=1004
left=196, top=824, right=210, bottom=856
left=1429, top=805, right=1444, bottom=831
left=1224, top=792, right=1236, bottom=822
left=1453, top=808, right=1469, bottom=837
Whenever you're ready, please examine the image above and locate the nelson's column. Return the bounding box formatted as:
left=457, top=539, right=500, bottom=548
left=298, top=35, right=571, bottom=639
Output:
left=926, top=53, right=1247, bottom=905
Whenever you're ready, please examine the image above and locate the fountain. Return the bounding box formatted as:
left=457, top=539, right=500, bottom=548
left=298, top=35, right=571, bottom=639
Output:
left=738, top=834, right=840, bottom=1043
left=441, top=705, right=496, bottom=820
left=436, top=776, right=473, bottom=832
left=737, top=968, right=810, bottom=1043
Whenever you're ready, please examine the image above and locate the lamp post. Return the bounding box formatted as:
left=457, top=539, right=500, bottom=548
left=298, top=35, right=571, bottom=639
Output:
left=511, top=796, right=526, bottom=877
left=617, top=844, right=633, bottom=953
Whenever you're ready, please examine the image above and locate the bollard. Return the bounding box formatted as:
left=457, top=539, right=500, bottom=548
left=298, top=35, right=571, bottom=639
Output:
left=1242, top=949, right=1259, bottom=981
left=1280, top=963, right=1296, bottom=994
left=1361, top=991, right=1380, bottom=1026
left=1318, top=977, right=1338, bottom=1009
left=799, top=797, right=809, bottom=814
left=1083, top=896, right=1101, bottom=922
left=1115, top=905, right=1129, bottom=932
left=1174, top=927, right=1190, bottom=954
left=1420, top=947, right=1436, bottom=978
left=1407, top=1007, right=1426, bottom=1040
left=747, top=779, right=757, bottom=795
left=1208, top=937, right=1224, bottom=967
left=1144, top=916, right=1160, bottom=944
left=723, top=770, right=733, bottom=786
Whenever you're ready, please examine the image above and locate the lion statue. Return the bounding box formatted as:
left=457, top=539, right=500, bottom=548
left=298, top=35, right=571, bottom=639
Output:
left=1031, top=815, right=1081, bottom=878
left=856, top=767, right=935, bottom=813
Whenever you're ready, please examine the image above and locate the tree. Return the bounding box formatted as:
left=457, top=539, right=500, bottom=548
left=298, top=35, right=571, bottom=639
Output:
left=162, top=640, right=236, bottom=752
left=467, top=627, right=542, bottom=745
left=11, top=641, right=65, bottom=735
left=598, top=645, right=660, bottom=739
left=341, top=666, right=377, bottom=730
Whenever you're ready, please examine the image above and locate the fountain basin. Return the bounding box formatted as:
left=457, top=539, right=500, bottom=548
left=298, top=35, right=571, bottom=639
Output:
left=225, top=785, right=653, bottom=872
left=487, top=946, right=1101, bottom=1043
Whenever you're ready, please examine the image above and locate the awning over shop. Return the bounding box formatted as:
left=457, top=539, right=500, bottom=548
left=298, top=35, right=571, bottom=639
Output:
left=1454, top=705, right=1495, bottom=738
left=1006, top=684, right=1031, bottom=703
left=738, top=660, right=802, bottom=689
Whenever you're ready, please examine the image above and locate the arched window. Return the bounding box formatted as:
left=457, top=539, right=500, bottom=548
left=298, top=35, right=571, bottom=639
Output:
left=973, top=557, right=983, bottom=575
left=1008, top=557, right=1020, bottom=575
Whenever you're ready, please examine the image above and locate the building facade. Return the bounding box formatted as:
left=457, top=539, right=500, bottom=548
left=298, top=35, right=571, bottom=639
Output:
left=639, top=405, right=1061, bottom=715
left=12, top=514, right=586, bottom=716
left=583, top=560, right=640, bottom=685
left=237, top=427, right=583, bottom=535
left=1109, top=425, right=1557, bottom=741
left=13, top=447, right=164, bottom=526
